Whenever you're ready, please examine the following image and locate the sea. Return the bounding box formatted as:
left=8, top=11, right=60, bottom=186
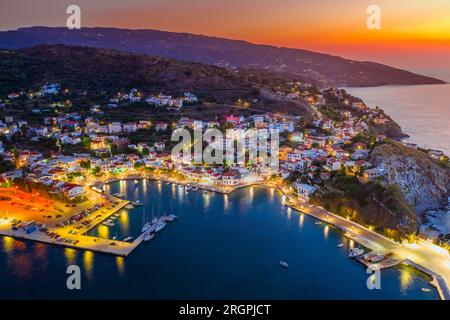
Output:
left=346, top=70, right=450, bottom=156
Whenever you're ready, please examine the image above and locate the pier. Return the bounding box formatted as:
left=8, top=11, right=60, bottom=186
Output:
left=403, top=259, right=450, bottom=300
left=0, top=187, right=142, bottom=257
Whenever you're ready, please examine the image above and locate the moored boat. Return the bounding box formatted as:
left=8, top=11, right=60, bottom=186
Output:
left=144, top=233, right=155, bottom=242
left=349, top=247, right=365, bottom=258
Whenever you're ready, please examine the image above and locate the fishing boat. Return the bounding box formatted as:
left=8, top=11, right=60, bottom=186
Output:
left=132, top=200, right=143, bottom=206
left=337, top=243, right=344, bottom=248
left=123, top=236, right=133, bottom=242
left=349, top=247, right=365, bottom=258
left=279, top=261, right=289, bottom=268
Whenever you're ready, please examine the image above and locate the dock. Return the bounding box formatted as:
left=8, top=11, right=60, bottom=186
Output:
left=0, top=188, right=143, bottom=257
left=403, top=259, right=450, bottom=300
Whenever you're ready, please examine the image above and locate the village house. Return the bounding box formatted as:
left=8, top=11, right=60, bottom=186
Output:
left=123, top=123, right=138, bottom=133
left=362, top=168, right=385, bottom=181
left=222, top=170, right=241, bottom=186
left=155, top=122, right=168, bottom=131
left=294, top=182, right=318, bottom=201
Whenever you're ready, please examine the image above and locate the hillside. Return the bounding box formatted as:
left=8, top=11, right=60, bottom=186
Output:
left=0, top=45, right=288, bottom=104
left=371, top=141, right=450, bottom=213
left=0, top=27, right=445, bottom=88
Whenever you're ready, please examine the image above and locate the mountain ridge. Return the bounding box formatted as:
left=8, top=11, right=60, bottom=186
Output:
left=0, top=26, right=444, bottom=88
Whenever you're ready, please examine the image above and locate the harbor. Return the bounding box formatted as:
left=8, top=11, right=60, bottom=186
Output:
left=0, top=180, right=439, bottom=299
left=1, top=174, right=448, bottom=299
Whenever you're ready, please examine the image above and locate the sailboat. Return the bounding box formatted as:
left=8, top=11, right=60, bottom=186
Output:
left=163, top=200, right=178, bottom=222
left=155, top=200, right=167, bottom=232
left=141, top=207, right=152, bottom=233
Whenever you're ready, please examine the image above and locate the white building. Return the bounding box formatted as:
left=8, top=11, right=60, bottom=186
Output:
left=295, top=182, right=317, bottom=201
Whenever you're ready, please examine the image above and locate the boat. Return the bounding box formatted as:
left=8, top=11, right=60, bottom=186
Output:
left=315, top=221, right=322, bottom=225
left=144, top=233, right=155, bottom=242
left=125, top=204, right=134, bottom=210
left=142, top=222, right=152, bottom=233
left=163, top=201, right=178, bottom=222
left=163, top=214, right=178, bottom=222
left=102, top=221, right=115, bottom=227
left=155, top=220, right=167, bottom=232
left=421, top=288, right=431, bottom=293
left=337, top=244, right=344, bottom=248
left=186, top=185, right=193, bottom=191
left=132, top=200, right=143, bottom=206
left=192, top=187, right=198, bottom=191
left=279, top=261, right=289, bottom=268
left=349, top=247, right=365, bottom=258
left=123, top=236, right=133, bottom=242
left=141, top=208, right=151, bottom=233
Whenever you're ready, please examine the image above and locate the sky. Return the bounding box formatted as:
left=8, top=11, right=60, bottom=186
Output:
left=1, top=0, right=450, bottom=79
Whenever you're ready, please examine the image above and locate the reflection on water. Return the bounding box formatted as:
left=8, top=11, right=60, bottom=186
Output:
left=157, top=181, right=162, bottom=193
left=287, top=207, right=292, bottom=220
left=203, top=192, right=210, bottom=208
left=299, top=214, right=304, bottom=228
left=324, top=225, right=329, bottom=239
left=400, top=266, right=413, bottom=292
left=3, top=236, right=14, bottom=253
left=119, top=210, right=130, bottom=235
left=116, top=257, right=125, bottom=275
left=83, top=251, right=94, bottom=279
left=224, top=194, right=229, bottom=210
left=65, top=248, right=77, bottom=265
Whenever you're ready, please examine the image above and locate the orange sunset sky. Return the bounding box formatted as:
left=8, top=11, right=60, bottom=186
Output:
left=1, top=0, right=450, bottom=78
